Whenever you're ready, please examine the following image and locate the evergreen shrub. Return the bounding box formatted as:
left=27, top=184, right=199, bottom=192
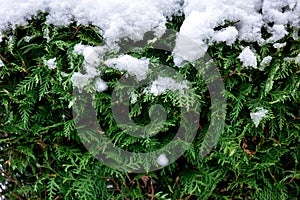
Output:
left=0, top=13, right=299, bottom=200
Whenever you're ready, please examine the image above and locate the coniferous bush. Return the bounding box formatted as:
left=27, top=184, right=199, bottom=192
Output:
left=0, top=9, right=299, bottom=200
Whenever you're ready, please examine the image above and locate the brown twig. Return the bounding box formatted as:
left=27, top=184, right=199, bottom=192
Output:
left=0, top=168, right=22, bottom=188
left=150, top=178, right=154, bottom=200
left=0, top=53, right=10, bottom=64
left=54, top=196, right=61, bottom=200
left=71, top=25, right=81, bottom=40
left=184, top=193, right=194, bottom=200
left=106, top=177, right=130, bottom=200
left=9, top=192, right=22, bottom=200
left=286, top=176, right=296, bottom=184
left=223, top=68, right=237, bottom=80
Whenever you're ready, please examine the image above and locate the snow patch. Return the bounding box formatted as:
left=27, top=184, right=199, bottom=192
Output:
left=250, top=107, right=268, bottom=127
left=70, top=72, right=90, bottom=92
left=94, top=78, right=108, bottom=92
left=157, top=153, right=169, bottom=167
left=213, top=26, right=239, bottom=45
left=0, top=0, right=184, bottom=46
left=145, top=77, right=188, bottom=96
left=266, top=25, right=288, bottom=43
left=238, top=47, right=257, bottom=68
left=104, top=55, right=149, bottom=81
left=260, top=56, right=272, bottom=70
left=45, top=58, right=57, bottom=69
left=295, top=53, right=300, bottom=64
left=0, top=60, right=4, bottom=68
left=273, top=42, right=286, bottom=49
left=130, top=92, right=138, bottom=104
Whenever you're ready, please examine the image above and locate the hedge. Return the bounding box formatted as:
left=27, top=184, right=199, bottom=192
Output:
left=0, top=12, right=299, bottom=200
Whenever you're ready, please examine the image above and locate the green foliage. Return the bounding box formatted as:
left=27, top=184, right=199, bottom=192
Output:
left=0, top=13, right=299, bottom=200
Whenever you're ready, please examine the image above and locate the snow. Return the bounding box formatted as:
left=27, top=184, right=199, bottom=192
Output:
left=106, top=184, right=114, bottom=189
left=261, top=56, right=272, bottom=66
left=250, top=107, right=268, bottom=127
left=212, top=27, right=239, bottom=45
left=262, top=0, right=299, bottom=26
left=70, top=72, right=90, bottom=92
left=43, top=27, right=50, bottom=42
left=70, top=44, right=106, bottom=91
left=284, top=57, right=294, bottom=62
left=293, top=29, right=299, bottom=40
left=145, top=77, right=188, bottom=96
left=0, top=60, right=4, bottom=68
left=260, top=56, right=272, bottom=70
left=173, top=30, right=208, bottom=66
left=238, top=47, right=257, bottom=68
left=24, top=35, right=34, bottom=42
left=295, top=53, right=300, bottom=64
left=45, top=58, right=57, bottom=69
left=157, top=153, right=169, bottom=167
left=94, top=78, right=108, bottom=92
left=0, top=0, right=298, bottom=71
left=173, top=0, right=300, bottom=64
left=0, top=164, right=7, bottom=199
left=73, top=44, right=104, bottom=76
left=0, top=0, right=182, bottom=45
left=0, top=0, right=298, bottom=47
left=266, top=25, right=288, bottom=43
left=130, top=91, right=138, bottom=104
left=273, top=42, right=286, bottom=49
left=104, top=55, right=150, bottom=81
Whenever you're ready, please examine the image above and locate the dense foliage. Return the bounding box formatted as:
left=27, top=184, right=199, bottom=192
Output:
left=0, top=13, right=299, bottom=199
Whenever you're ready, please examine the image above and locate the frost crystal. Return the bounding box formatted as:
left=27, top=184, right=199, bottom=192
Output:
left=146, top=77, right=188, bottom=96
left=250, top=107, right=268, bottom=127
left=238, top=47, right=257, bottom=68
left=104, top=55, right=149, bottom=81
